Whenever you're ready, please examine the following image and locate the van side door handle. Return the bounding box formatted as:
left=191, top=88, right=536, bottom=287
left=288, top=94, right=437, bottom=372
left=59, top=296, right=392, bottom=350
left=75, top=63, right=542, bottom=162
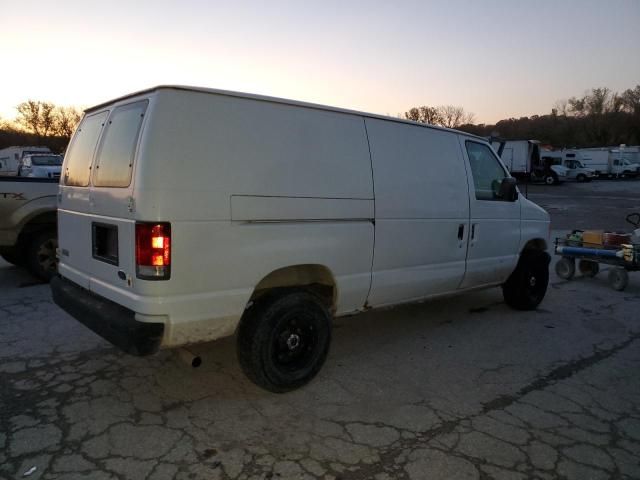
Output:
left=458, top=224, right=464, bottom=240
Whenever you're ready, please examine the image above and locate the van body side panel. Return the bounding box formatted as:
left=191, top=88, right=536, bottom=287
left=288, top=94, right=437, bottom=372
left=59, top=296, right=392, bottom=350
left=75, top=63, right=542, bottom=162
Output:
left=161, top=220, right=374, bottom=346
left=134, top=90, right=374, bottom=221
left=365, top=118, right=470, bottom=306
left=230, top=196, right=373, bottom=222
left=124, top=90, right=374, bottom=345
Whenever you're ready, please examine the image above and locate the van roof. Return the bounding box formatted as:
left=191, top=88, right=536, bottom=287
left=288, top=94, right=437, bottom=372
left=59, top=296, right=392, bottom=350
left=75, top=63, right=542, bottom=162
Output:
left=85, top=85, right=484, bottom=141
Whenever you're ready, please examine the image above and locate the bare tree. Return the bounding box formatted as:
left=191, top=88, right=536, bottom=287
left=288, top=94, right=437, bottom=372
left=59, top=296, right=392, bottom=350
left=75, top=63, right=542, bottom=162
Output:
left=16, top=100, right=43, bottom=135
left=621, top=85, right=640, bottom=114
left=16, top=100, right=57, bottom=136
left=14, top=100, right=82, bottom=139
left=437, top=105, right=475, bottom=128
left=404, top=104, right=474, bottom=128
left=553, top=99, right=570, bottom=116
left=54, top=106, right=82, bottom=137
left=404, top=106, right=442, bottom=125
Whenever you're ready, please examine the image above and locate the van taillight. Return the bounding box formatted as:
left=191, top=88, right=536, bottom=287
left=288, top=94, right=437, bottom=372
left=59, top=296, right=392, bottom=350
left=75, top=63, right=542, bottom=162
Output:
left=136, top=223, right=171, bottom=280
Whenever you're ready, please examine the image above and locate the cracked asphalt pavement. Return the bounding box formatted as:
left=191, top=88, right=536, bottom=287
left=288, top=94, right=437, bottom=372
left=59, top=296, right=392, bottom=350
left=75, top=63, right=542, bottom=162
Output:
left=1, top=181, right=639, bottom=479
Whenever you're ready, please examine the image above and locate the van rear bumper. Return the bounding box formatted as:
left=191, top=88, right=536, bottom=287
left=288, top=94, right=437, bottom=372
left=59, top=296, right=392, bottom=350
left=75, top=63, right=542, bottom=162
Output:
left=51, top=276, right=164, bottom=356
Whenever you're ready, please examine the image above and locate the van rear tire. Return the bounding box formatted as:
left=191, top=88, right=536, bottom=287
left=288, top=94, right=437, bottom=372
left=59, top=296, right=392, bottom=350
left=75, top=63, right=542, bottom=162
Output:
left=237, top=290, right=332, bottom=393
left=26, top=230, right=58, bottom=282
left=502, top=250, right=550, bottom=310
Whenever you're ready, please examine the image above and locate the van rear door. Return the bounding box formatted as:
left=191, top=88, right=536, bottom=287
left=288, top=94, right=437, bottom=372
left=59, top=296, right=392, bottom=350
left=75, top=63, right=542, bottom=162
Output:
left=58, top=99, right=148, bottom=294
left=87, top=100, right=148, bottom=295
left=58, top=111, right=109, bottom=289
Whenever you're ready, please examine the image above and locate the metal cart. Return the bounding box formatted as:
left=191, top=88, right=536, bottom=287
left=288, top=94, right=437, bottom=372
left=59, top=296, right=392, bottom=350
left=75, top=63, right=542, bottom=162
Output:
left=554, top=213, right=640, bottom=291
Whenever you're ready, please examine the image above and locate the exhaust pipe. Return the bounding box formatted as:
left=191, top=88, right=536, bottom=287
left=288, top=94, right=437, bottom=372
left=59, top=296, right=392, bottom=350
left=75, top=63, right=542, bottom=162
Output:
left=176, top=348, right=202, bottom=368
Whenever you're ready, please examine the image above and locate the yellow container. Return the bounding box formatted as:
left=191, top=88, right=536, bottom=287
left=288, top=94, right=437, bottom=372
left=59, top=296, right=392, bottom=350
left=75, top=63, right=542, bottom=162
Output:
left=583, top=230, right=604, bottom=247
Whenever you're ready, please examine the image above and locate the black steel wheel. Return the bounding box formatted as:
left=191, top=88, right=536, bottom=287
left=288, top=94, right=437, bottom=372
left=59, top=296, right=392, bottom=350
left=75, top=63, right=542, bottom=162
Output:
left=237, top=290, right=331, bottom=393
left=26, top=230, right=58, bottom=281
left=503, top=250, right=550, bottom=310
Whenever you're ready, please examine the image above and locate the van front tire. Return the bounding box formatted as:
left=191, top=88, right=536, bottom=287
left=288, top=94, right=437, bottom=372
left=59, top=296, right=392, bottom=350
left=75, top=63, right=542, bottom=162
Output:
left=237, top=290, right=332, bottom=393
left=502, top=250, right=550, bottom=310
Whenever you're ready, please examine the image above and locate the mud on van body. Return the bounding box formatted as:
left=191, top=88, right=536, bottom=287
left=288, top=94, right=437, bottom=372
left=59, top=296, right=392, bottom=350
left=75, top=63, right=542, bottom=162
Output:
left=51, top=86, right=550, bottom=392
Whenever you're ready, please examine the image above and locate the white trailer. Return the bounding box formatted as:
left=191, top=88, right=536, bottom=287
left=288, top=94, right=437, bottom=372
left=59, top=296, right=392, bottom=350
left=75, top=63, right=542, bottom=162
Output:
left=0, top=146, right=52, bottom=175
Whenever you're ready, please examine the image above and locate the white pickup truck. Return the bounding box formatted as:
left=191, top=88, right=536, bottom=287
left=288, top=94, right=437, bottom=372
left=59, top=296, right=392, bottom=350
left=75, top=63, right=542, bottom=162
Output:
left=0, top=176, right=58, bottom=280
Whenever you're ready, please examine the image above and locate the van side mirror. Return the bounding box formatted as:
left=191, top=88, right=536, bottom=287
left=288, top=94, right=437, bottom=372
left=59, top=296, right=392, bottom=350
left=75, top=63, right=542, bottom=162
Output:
left=498, top=177, right=518, bottom=201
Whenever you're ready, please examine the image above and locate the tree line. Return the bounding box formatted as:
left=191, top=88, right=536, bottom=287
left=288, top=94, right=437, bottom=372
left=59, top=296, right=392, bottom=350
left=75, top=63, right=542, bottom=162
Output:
left=405, top=85, right=640, bottom=148
left=1, top=84, right=639, bottom=153
left=0, top=101, right=82, bottom=153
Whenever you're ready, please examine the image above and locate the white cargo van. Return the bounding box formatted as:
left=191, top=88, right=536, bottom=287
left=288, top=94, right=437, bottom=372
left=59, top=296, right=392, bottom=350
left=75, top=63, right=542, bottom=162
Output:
left=51, top=86, right=550, bottom=392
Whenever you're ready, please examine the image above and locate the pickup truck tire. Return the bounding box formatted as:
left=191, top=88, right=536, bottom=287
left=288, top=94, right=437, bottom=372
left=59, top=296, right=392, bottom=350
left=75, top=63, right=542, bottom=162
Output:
left=576, top=173, right=587, bottom=182
left=0, top=245, right=26, bottom=267
left=544, top=174, right=555, bottom=185
left=237, top=290, right=331, bottom=393
left=502, top=250, right=550, bottom=310
left=26, top=230, right=58, bottom=281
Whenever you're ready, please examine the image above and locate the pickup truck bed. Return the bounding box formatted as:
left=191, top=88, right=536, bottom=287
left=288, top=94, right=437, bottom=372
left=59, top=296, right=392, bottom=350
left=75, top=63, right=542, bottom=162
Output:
left=0, top=176, right=58, bottom=280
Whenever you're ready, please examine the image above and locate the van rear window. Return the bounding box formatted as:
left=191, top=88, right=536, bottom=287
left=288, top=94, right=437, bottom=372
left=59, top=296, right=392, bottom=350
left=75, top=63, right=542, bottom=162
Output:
left=93, top=100, right=148, bottom=188
left=63, top=111, right=108, bottom=186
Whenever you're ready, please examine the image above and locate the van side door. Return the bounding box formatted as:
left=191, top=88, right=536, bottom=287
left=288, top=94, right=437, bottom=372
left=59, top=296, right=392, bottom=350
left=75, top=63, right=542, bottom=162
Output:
left=458, top=138, right=521, bottom=288
left=365, top=119, right=471, bottom=306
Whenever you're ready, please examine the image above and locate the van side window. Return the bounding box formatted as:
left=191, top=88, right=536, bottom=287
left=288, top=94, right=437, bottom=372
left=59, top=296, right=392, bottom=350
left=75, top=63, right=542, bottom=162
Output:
left=93, top=100, right=148, bottom=188
left=63, top=111, right=108, bottom=187
left=465, top=141, right=509, bottom=201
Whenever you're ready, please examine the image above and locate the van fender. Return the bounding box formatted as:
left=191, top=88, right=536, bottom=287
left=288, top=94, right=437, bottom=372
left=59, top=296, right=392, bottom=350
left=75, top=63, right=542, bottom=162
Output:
left=245, top=264, right=338, bottom=314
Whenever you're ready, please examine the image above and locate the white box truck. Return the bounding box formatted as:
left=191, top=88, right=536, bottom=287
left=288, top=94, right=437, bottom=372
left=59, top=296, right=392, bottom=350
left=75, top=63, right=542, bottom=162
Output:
left=51, top=86, right=551, bottom=392
left=566, top=148, right=640, bottom=178
left=492, top=140, right=567, bottom=184
left=539, top=149, right=595, bottom=182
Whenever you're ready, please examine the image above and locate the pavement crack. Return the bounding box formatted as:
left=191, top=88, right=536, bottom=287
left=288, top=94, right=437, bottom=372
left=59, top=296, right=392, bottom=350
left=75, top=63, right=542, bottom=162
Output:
left=480, top=331, right=640, bottom=415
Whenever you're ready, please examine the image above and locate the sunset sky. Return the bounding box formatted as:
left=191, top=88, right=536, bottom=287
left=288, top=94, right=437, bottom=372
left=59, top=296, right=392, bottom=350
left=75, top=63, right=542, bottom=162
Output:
left=2, top=0, right=639, bottom=124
